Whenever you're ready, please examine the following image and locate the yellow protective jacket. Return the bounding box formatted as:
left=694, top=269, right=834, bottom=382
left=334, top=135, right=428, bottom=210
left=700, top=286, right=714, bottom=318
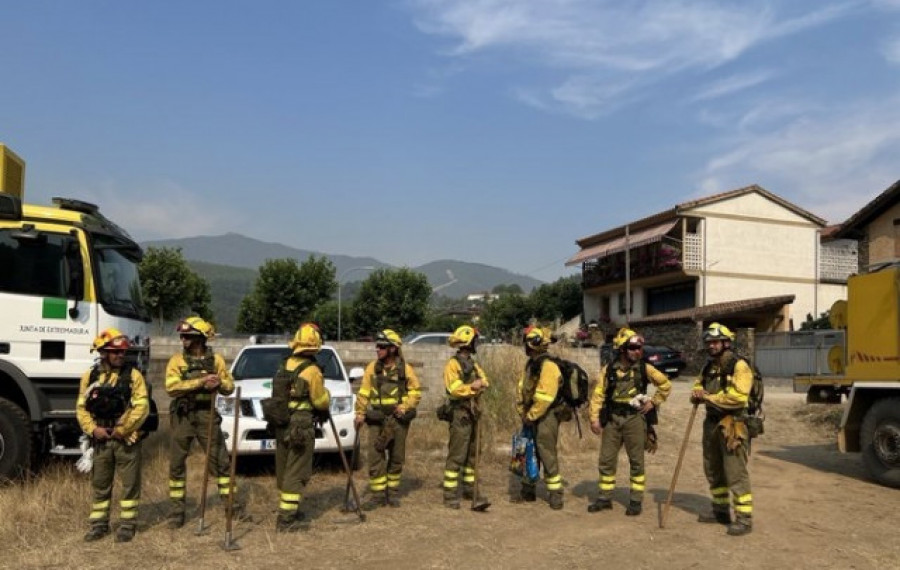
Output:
left=516, top=355, right=561, bottom=423
left=355, top=358, right=421, bottom=417
left=692, top=350, right=753, bottom=412
left=76, top=364, right=150, bottom=444
left=588, top=359, right=671, bottom=423
left=165, top=349, right=234, bottom=399
left=443, top=354, right=488, bottom=401
left=283, top=355, right=331, bottom=411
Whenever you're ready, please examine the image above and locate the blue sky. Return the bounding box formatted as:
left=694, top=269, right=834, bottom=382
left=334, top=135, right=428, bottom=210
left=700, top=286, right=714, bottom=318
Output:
left=3, top=1, right=899, bottom=282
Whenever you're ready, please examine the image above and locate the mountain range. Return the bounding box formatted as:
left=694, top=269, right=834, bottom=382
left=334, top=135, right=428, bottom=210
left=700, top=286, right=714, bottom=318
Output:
left=141, top=233, right=544, bottom=332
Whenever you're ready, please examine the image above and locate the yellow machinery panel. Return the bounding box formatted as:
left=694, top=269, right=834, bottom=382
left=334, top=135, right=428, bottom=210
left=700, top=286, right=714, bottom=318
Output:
left=0, top=144, right=26, bottom=198
left=845, top=268, right=900, bottom=380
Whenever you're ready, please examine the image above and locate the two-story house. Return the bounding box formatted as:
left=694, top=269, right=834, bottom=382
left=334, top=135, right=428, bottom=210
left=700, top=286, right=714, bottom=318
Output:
left=567, top=185, right=857, bottom=339
left=832, top=179, right=900, bottom=272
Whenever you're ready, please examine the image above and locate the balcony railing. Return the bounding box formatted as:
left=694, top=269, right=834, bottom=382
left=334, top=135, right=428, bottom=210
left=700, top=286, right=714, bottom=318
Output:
left=582, top=237, right=685, bottom=289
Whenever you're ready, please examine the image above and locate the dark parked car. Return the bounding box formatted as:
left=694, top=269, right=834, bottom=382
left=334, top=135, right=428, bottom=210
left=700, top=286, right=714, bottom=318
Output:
left=642, top=345, right=687, bottom=378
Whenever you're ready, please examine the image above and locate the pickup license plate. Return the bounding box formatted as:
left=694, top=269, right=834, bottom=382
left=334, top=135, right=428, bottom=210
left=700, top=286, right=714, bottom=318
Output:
left=261, top=439, right=276, bottom=451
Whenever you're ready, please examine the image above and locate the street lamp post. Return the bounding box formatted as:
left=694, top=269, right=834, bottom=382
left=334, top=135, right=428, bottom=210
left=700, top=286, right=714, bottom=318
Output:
left=337, top=266, right=375, bottom=341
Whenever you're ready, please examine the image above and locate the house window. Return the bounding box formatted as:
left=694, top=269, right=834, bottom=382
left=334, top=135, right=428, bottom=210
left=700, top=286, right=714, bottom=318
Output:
left=646, top=282, right=695, bottom=316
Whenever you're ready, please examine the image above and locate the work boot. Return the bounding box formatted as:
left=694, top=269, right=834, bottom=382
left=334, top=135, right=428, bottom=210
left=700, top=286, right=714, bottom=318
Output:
left=115, top=524, right=136, bottom=543
left=275, top=514, right=307, bottom=533
left=548, top=491, right=564, bottom=510
left=512, top=487, right=536, bottom=503
left=461, top=485, right=474, bottom=501
left=698, top=510, right=732, bottom=525
left=587, top=497, right=613, bottom=513
left=387, top=489, right=401, bottom=508
left=727, top=520, right=753, bottom=536
left=444, top=497, right=461, bottom=509
left=625, top=500, right=642, bottom=516
left=83, top=524, right=110, bottom=542
left=361, top=494, right=385, bottom=511
left=166, top=512, right=185, bottom=530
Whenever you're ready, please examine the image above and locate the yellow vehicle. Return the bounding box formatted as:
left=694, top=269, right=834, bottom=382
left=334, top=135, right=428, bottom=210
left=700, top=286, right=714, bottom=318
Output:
left=794, top=267, right=900, bottom=488
left=0, top=144, right=151, bottom=479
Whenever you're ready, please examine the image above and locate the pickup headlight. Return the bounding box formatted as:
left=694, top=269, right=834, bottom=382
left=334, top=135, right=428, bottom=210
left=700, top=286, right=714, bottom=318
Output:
left=330, top=396, right=353, bottom=415
left=217, top=398, right=236, bottom=417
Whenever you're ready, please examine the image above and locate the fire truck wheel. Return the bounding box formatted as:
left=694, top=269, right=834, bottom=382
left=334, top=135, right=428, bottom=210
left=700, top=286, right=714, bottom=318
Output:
left=860, top=397, right=900, bottom=489
left=0, top=397, right=32, bottom=482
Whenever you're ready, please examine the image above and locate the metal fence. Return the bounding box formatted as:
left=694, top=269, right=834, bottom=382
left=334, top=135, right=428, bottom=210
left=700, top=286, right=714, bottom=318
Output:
left=754, top=330, right=844, bottom=377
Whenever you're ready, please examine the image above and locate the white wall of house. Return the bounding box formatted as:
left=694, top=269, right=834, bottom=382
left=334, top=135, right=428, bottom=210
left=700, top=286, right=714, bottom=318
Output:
left=578, top=190, right=849, bottom=330
left=689, top=193, right=826, bottom=327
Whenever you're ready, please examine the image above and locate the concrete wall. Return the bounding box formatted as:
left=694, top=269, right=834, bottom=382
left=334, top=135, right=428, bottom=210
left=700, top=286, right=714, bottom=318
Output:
left=148, top=338, right=605, bottom=412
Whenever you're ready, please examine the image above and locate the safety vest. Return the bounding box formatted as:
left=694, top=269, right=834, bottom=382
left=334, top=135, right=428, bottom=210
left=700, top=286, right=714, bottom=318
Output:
left=177, top=350, right=218, bottom=403
left=370, top=359, right=409, bottom=411
left=447, top=354, right=477, bottom=402
left=272, top=358, right=316, bottom=412
left=603, top=361, right=648, bottom=405
left=700, top=351, right=743, bottom=417
left=85, top=366, right=133, bottom=427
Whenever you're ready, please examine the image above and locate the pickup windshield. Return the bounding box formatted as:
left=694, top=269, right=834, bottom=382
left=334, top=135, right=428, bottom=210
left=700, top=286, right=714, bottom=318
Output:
left=232, top=347, right=344, bottom=381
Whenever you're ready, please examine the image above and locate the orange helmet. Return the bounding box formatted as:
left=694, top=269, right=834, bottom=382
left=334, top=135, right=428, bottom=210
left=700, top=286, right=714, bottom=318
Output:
left=91, top=328, right=130, bottom=352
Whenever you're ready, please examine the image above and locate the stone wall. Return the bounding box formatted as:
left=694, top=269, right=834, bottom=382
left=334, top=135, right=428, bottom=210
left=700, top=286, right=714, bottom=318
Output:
left=148, top=338, right=604, bottom=412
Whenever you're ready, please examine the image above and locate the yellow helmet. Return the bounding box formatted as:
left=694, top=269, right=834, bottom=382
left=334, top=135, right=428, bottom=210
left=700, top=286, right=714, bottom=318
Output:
left=703, top=322, right=735, bottom=342
left=290, top=322, right=323, bottom=353
left=613, top=327, right=643, bottom=350
left=375, top=329, right=403, bottom=348
left=523, top=325, right=554, bottom=350
left=91, top=328, right=130, bottom=352
left=449, top=325, right=479, bottom=349
left=176, top=316, right=215, bottom=339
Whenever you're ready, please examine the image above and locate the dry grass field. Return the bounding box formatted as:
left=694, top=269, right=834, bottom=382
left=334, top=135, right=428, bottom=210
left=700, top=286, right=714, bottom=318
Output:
left=3, top=352, right=900, bottom=570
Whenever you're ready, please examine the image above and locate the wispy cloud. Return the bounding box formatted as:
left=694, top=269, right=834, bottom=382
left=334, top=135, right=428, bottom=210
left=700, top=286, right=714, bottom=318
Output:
left=71, top=179, right=238, bottom=241
left=691, top=70, right=776, bottom=102
left=881, top=35, right=900, bottom=64
left=407, top=1, right=855, bottom=117
left=698, top=96, right=900, bottom=223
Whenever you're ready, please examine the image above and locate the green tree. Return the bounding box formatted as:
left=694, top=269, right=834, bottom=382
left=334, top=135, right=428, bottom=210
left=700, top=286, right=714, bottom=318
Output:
left=138, top=247, right=214, bottom=329
left=479, top=293, right=533, bottom=341
left=350, top=268, right=431, bottom=335
left=311, top=300, right=339, bottom=340
left=492, top=283, right=523, bottom=296
left=800, top=311, right=832, bottom=330
left=529, top=275, right=583, bottom=322
left=236, top=256, right=337, bottom=334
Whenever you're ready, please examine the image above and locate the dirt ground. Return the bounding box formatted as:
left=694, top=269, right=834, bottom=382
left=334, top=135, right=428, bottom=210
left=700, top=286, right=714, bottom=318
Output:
left=7, top=380, right=900, bottom=570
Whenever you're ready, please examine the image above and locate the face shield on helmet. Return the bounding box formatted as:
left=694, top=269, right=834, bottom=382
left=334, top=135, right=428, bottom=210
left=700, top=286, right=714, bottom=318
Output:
left=449, top=325, right=479, bottom=350
left=290, top=322, right=322, bottom=353
left=375, top=329, right=402, bottom=349
left=176, top=316, right=215, bottom=340
left=703, top=322, right=735, bottom=343
left=612, top=327, right=644, bottom=350
left=92, top=328, right=131, bottom=353
left=523, top=325, right=554, bottom=352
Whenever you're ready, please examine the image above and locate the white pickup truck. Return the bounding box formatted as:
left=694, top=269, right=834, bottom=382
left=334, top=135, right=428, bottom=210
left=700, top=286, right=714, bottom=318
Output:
left=218, top=343, right=363, bottom=463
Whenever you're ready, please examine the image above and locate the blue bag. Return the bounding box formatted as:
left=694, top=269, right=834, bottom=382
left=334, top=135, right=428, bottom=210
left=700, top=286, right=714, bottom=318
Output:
left=509, top=426, right=540, bottom=482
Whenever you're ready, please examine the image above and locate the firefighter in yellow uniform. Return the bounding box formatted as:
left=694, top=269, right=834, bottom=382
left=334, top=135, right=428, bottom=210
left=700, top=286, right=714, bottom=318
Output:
left=77, top=329, right=150, bottom=543
left=272, top=323, right=331, bottom=532
left=588, top=327, right=671, bottom=516
left=441, top=325, right=489, bottom=509
left=165, top=316, right=241, bottom=529
left=353, top=329, right=422, bottom=509
left=515, top=325, right=569, bottom=509
left=691, top=322, right=754, bottom=536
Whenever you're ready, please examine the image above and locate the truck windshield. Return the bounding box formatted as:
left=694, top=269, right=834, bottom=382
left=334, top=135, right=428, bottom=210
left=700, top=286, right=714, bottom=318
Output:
left=91, top=233, right=150, bottom=321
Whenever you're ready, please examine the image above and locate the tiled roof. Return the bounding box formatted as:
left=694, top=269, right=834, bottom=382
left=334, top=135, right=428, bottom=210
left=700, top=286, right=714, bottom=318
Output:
left=834, top=179, right=900, bottom=238
left=574, top=184, right=824, bottom=248
left=630, top=294, right=795, bottom=325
